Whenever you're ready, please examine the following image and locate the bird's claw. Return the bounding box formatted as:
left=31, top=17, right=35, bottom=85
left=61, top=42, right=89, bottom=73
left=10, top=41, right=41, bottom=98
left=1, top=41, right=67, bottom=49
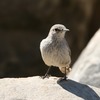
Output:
left=41, top=74, right=51, bottom=79
left=57, top=76, right=68, bottom=82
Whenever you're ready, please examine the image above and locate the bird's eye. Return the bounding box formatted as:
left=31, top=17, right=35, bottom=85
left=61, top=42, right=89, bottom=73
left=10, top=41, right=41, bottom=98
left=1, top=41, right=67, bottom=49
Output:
left=55, top=28, right=60, bottom=32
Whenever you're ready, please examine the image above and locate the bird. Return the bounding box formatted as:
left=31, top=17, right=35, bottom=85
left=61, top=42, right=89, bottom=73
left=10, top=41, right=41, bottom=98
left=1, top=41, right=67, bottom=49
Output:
left=40, top=24, right=71, bottom=80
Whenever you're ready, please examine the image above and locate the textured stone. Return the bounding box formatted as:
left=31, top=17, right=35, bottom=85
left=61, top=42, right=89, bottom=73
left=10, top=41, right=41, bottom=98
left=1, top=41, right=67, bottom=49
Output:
left=69, top=29, right=100, bottom=88
left=0, top=76, right=100, bottom=100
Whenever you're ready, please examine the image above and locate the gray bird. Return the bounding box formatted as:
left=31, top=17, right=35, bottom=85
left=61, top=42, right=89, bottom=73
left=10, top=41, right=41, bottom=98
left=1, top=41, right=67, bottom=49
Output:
left=40, top=24, right=71, bottom=80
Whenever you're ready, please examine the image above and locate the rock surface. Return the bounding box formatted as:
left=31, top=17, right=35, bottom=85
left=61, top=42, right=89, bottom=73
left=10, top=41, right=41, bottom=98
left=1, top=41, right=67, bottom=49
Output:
left=0, top=76, right=100, bottom=100
left=69, top=29, right=100, bottom=88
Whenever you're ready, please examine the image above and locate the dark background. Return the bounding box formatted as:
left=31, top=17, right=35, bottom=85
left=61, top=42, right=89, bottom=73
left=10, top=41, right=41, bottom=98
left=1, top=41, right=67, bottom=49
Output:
left=0, top=0, right=100, bottom=78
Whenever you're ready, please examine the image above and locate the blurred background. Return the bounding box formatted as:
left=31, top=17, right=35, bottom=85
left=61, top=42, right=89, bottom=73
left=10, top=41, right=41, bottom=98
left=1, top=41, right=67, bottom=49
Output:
left=0, top=0, right=100, bottom=78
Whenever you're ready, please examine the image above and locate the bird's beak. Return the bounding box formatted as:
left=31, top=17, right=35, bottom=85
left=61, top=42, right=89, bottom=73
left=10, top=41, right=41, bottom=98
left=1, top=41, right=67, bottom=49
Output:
left=64, top=28, right=70, bottom=32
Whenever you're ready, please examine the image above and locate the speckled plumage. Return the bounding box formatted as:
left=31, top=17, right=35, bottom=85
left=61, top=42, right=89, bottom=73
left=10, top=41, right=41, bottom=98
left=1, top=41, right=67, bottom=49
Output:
left=40, top=24, right=71, bottom=74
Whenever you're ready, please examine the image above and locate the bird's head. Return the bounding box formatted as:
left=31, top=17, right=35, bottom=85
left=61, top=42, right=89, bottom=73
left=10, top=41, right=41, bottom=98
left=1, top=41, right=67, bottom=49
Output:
left=49, top=24, right=69, bottom=39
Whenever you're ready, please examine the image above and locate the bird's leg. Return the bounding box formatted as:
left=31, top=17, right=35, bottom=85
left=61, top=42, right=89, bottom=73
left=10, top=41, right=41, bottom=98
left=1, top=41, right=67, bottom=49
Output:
left=57, top=67, right=68, bottom=82
left=42, top=66, right=51, bottom=79
left=63, top=67, right=67, bottom=80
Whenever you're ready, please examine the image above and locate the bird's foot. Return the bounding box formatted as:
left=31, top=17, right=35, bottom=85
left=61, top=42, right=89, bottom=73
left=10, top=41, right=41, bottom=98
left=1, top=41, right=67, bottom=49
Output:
left=57, top=76, right=68, bottom=82
left=62, top=76, right=68, bottom=80
left=41, top=74, right=51, bottom=79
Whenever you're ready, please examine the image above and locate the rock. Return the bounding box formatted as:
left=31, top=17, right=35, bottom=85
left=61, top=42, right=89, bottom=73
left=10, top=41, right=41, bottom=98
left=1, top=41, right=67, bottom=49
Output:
left=0, top=76, right=100, bottom=100
left=69, top=29, right=100, bottom=88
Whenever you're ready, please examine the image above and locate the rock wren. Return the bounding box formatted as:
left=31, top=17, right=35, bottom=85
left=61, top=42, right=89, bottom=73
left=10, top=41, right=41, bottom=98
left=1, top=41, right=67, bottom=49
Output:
left=40, top=24, right=71, bottom=80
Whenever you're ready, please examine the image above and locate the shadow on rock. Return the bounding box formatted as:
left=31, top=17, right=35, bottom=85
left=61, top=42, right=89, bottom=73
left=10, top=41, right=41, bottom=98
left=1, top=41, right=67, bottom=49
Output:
left=57, top=79, right=100, bottom=100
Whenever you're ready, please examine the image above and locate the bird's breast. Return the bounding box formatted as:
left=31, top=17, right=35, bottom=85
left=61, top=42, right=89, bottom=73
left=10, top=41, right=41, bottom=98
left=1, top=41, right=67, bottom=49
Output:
left=40, top=38, right=71, bottom=67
